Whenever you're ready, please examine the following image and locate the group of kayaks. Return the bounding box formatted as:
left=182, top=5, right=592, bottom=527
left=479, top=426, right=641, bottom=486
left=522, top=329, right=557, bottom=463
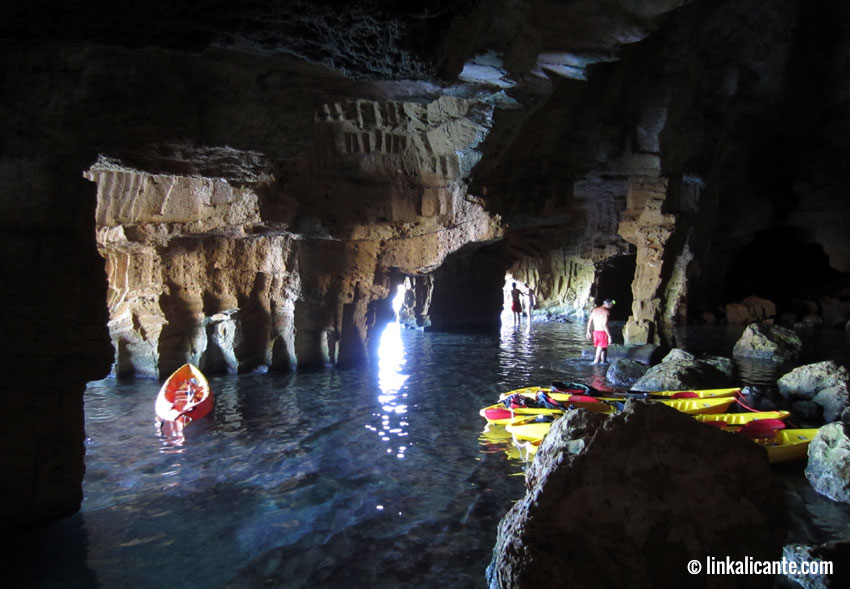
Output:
left=479, top=382, right=820, bottom=463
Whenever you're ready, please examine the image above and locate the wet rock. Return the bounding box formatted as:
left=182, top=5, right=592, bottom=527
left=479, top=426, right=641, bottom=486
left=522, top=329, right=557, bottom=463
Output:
left=606, top=358, right=648, bottom=388
left=782, top=541, right=850, bottom=589
left=732, top=323, right=802, bottom=362
left=630, top=348, right=733, bottom=391
left=701, top=354, right=734, bottom=379
left=486, top=402, right=786, bottom=589
left=805, top=422, right=850, bottom=504
left=778, top=362, right=850, bottom=422
left=725, top=295, right=776, bottom=324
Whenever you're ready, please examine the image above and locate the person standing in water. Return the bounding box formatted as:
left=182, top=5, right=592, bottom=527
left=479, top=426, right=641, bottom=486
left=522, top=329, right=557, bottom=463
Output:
left=524, top=283, right=536, bottom=319
left=510, top=282, right=524, bottom=323
left=586, top=299, right=615, bottom=364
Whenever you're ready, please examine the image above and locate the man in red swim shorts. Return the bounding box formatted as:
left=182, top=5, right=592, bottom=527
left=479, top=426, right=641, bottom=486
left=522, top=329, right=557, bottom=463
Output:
left=586, top=299, right=615, bottom=364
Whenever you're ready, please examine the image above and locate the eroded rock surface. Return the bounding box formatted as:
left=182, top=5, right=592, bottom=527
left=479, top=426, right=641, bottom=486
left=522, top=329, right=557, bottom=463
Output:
left=733, top=323, right=802, bottom=362
left=806, top=422, right=850, bottom=504
left=487, top=402, right=786, bottom=588
left=631, top=348, right=733, bottom=391
left=778, top=361, right=850, bottom=423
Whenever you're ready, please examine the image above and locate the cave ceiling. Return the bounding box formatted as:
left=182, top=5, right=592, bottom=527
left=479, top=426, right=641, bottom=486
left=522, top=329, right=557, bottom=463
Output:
left=7, top=1, right=848, bottom=276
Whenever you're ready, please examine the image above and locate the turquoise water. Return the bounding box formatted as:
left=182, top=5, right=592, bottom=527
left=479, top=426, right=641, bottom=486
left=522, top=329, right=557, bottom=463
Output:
left=24, top=320, right=850, bottom=587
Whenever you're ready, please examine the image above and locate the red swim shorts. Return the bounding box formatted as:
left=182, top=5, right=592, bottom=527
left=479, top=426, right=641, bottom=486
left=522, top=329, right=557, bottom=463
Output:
left=512, top=302, right=522, bottom=313
left=593, top=331, right=609, bottom=348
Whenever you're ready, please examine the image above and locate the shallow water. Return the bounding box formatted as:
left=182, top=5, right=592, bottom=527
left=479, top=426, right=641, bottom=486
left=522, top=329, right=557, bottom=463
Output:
left=23, top=320, right=850, bottom=587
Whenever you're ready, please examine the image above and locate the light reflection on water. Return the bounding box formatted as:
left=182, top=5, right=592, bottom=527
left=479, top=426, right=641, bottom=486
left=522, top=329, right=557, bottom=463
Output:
left=24, top=320, right=850, bottom=588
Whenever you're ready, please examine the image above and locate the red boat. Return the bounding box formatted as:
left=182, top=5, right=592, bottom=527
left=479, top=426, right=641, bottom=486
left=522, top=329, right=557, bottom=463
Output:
left=155, top=363, right=213, bottom=426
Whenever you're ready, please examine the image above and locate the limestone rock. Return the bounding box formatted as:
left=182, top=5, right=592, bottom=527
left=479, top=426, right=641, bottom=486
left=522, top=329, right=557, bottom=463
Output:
left=725, top=295, right=776, bottom=324
left=631, top=348, right=733, bottom=391
left=782, top=541, right=850, bottom=589
left=606, top=358, right=648, bottom=388
left=487, top=402, right=786, bottom=588
left=732, top=323, right=802, bottom=362
left=778, top=361, right=850, bottom=402
left=805, top=422, right=850, bottom=504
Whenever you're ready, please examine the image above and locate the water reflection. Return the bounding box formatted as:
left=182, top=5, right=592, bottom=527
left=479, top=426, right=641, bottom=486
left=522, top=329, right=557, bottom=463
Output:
left=372, top=321, right=410, bottom=459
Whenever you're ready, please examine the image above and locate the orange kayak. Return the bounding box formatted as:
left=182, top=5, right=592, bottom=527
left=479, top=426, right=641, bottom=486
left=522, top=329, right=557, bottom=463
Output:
left=154, top=363, right=213, bottom=425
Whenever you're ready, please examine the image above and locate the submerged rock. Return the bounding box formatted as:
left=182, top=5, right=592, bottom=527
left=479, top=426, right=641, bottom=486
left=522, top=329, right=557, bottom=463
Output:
left=732, top=323, right=802, bottom=362
left=486, top=402, right=786, bottom=588
left=606, top=358, right=648, bottom=388
left=630, top=348, right=733, bottom=391
left=805, top=422, right=850, bottom=504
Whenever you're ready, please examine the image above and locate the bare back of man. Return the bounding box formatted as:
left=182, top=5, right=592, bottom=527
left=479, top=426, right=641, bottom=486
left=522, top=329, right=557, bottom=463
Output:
left=585, top=299, right=615, bottom=364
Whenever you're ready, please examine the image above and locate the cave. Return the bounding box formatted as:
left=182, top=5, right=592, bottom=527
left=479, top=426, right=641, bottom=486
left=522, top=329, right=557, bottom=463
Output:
left=4, top=0, right=850, bottom=585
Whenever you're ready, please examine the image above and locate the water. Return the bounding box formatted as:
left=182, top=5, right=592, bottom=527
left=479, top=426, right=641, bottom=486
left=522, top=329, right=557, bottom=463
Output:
left=23, top=320, right=850, bottom=587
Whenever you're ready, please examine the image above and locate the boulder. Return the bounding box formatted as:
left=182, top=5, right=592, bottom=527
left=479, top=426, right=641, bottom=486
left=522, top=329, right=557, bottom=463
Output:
left=813, top=384, right=850, bottom=423
left=606, top=358, right=648, bottom=388
left=782, top=541, right=850, bottom=589
left=732, top=323, right=802, bottom=362
left=725, top=295, right=776, bottom=324
left=487, top=402, right=786, bottom=589
left=805, top=422, right=850, bottom=504
left=630, top=348, right=733, bottom=391
left=778, top=361, right=850, bottom=403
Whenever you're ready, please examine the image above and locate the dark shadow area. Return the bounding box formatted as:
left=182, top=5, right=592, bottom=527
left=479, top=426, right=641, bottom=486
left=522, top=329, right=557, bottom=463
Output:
left=726, top=227, right=842, bottom=309
left=428, top=241, right=512, bottom=331
left=594, top=253, right=635, bottom=321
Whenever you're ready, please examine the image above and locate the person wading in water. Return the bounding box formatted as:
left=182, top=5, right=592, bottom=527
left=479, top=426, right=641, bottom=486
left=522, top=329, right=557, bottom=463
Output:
left=586, top=299, right=615, bottom=364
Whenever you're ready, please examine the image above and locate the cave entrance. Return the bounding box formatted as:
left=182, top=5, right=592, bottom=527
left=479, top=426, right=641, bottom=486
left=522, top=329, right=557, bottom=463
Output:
left=592, top=254, right=635, bottom=321
left=725, top=227, right=840, bottom=311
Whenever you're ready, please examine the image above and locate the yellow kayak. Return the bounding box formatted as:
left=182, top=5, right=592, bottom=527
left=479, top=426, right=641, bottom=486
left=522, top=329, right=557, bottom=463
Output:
left=505, top=417, right=556, bottom=442
left=479, top=403, right=563, bottom=425
left=693, top=411, right=791, bottom=427
left=755, top=428, right=820, bottom=463
left=654, top=396, right=735, bottom=414
left=548, top=383, right=742, bottom=399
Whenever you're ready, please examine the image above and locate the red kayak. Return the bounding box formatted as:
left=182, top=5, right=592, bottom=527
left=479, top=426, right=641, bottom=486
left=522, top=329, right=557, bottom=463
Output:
left=155, top=363, right=213, bottom=426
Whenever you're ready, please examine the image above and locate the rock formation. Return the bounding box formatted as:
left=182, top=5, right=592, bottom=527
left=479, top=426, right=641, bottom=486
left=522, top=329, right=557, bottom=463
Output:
left=486, top=402, right=786, bottom=588
left=630, top=348, right=733, bottom=391
left=732, top=323, right=803, bottom=363
left=805, top=422, right=850, bottom=504
left=778, top=361, right=850, bottom=423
